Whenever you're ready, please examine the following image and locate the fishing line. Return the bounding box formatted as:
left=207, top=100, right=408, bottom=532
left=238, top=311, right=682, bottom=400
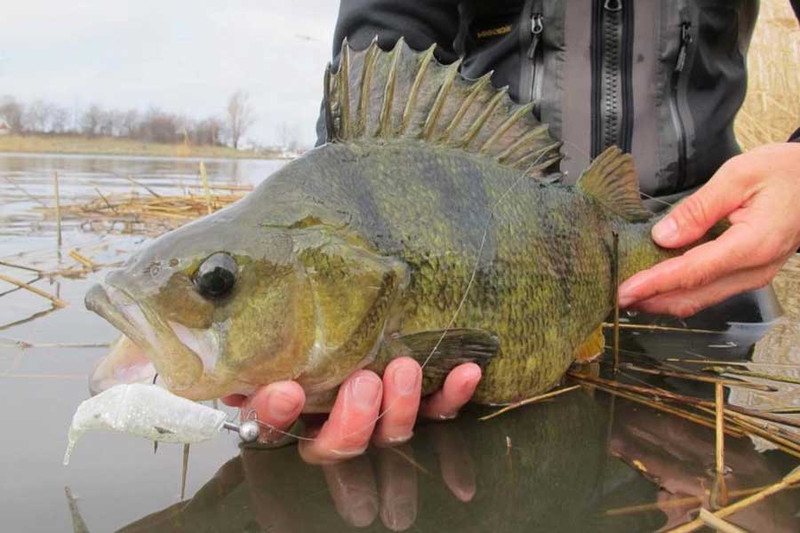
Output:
left=242, top=151, right=555, bottom=447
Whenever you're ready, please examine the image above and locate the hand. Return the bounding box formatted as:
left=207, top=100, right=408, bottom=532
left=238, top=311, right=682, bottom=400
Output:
left=222, top=358, right=482, bottom=465
left=618, top=143, right=800, bottom=317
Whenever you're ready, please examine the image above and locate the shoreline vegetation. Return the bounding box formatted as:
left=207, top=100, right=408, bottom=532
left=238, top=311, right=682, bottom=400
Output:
left=0, top=134, right=285, bottom=160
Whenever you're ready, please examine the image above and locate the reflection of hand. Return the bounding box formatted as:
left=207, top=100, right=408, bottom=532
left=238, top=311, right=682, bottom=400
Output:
left=223, top=357, right=482, bottom=465
left=619, top=143, right=800, bottom=316
left=242, top=424, right=476, bottom=532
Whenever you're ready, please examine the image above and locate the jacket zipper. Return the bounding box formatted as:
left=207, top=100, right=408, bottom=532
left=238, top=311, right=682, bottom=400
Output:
left=591, top=0, right=632, bottom=156
left=527, top=12, right=544, bottom=109
left=670, top=21, right=692, bottom=191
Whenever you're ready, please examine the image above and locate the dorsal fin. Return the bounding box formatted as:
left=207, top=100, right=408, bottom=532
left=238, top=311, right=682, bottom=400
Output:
left=577, top=146, right=653, bottom=222
left=324, top=38, right=563, bottom=177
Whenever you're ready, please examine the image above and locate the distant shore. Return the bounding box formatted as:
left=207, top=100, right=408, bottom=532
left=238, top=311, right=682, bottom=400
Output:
left=0, top=134, right=283, bottom=159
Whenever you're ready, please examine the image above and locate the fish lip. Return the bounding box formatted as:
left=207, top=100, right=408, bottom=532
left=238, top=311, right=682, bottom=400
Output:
left=85, top=283, right=152, bottom=351
left=85, top=282, right=205, bottom=390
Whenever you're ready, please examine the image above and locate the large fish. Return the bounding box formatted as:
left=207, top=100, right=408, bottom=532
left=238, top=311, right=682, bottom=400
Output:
left=87, top=40, right=687, bottom=410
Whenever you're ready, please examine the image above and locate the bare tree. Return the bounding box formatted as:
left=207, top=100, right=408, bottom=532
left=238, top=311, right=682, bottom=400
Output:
left=226, top=90, right=255, bottom=149
left=82, top=104, right=104, bottom=137
left=0, top=96, right=24, bottom=133
left=277, top=122, right=300, bottom=152
left=50, top=105, right=70, bottom=133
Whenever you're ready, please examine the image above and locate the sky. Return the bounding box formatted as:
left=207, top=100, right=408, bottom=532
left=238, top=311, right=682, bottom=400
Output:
left=0, top=0, right=340, bottom=147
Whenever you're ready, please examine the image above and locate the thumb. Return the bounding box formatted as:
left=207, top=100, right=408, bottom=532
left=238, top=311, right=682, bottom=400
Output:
left=652, top=170, right=745, bottom=248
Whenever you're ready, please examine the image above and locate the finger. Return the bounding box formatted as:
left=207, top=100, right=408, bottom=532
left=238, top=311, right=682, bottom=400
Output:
left=377, top=445, right=418, bottom=531
left=241, top=449, right=300, bottom=533
left=298, top=370, right=382, bottom=465
left=373, top=357, right=422, bottom=446
left=420, top=363, right=482, bottom=420
left=323, top=457, right=379, bottom=527
left=651, top=160, right=751, bottom=248
left=241, top=381, right=305, bottom=443
left=429, top=425, right=476, bottom=502
left=631, top=261, right=781, bottom=317
left=221, top=394, right=246, bottom=407
left=618, top=223, right=763, bottom=308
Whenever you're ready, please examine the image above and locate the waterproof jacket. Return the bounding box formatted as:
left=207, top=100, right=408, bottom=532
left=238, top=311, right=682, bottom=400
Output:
left=318, top=0, right=800, bottom=209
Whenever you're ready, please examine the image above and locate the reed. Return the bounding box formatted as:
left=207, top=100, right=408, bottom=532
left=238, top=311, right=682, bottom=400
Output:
left=735, top=0, right=800, bottom=149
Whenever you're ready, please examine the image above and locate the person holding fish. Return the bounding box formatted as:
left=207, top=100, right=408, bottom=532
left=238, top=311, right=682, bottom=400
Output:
left=83, top=1, right=800, bottom=467
left=229, top=1, right=800, bottom=464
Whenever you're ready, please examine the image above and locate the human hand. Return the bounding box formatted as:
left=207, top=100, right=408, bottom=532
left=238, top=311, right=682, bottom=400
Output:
left=618, top=143, right=800, bottom=317
left=222, top=357, right=482, bottom=465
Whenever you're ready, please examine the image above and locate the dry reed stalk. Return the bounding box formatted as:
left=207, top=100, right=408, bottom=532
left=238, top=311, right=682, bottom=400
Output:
left=706, top=365, right=800, bottom=387
left=605, top=484, right=800, bottom=517
left=698, top=509, right=746, bottom=533
left=199, top=161, right=212, bottom=215
left=3, top=176, right=48, bottom=207
left=0, top=273, right=68, bottom=308
left=181, top=443, right=190, bottom=500
left=601, top=323, right=721, bottom=334
left=667, top=358, right=800, bottom=369
left=715, top=383, right=725, bottom=475
left=612, top=232, right=620, bottom=373
left=68, top=250, right=95, bottom=269
left=94, top=188, right=116, bottom=213
left=567, top=373, right=741, bottom=435
left=0, top=260, right=42, bottom=273
left=666, top=466, right=800, bottom=533
left=53, top=171, right=62, bottom=247
left=621, top=363, right=777, bottom=392
left=479, top=384, right=581, bottom=421
left=735, top=0, right=800, bottom=149
left=119, top=174, right=161, bottom=197
left=183, top=183, right=253, bottom=191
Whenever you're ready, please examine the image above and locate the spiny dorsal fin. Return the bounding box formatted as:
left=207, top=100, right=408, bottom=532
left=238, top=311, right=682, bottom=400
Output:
left=324, top=38, right=563, bottom=177
left=577, top=146, right=653, bottom=222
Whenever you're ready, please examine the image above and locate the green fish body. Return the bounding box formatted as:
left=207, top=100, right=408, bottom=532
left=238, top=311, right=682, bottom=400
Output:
left=87, top=40, right=676, bottom=409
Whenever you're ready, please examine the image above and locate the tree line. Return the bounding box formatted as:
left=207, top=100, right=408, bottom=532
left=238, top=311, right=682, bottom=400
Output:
left=0, top=91, right=255, bottom=149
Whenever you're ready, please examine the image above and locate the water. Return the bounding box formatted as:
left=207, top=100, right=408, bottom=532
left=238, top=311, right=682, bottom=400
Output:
left=1, top=153, right=798, bottom=532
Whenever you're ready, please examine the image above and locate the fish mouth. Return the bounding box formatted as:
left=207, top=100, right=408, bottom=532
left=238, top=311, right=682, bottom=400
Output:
left=85, top=283, right=205, bottom=392
left=89, top=334, right=156, bottom=395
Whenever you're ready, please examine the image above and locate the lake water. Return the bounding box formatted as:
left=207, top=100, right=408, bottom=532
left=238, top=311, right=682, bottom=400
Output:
left=0, top=153, right=798, bottom=532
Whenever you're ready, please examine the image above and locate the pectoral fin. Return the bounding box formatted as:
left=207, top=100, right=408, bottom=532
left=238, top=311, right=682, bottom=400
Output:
left=370, top=328, right=499, bottom=395
left=574, top=326, right=606, bottom=363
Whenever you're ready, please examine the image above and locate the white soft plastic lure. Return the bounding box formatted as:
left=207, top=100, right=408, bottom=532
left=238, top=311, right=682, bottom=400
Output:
left=63, top=383, right=228, bottom=465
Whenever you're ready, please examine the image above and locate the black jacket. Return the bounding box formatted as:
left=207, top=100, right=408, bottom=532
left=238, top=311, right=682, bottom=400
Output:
left=318, top=0, right=800, bottom=209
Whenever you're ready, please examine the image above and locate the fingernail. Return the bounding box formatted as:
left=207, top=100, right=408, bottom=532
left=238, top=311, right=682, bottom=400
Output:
left=267, top=389, right=299, bottom=420
left=349, top=498, right=378, bottom=528
left=382, top=497, right=416, bottom=530
left=460, top=366, right=482, bottom=394
left=349, top=374, right=381, bottom=411
left=392, top=365, right=419, bottom=395
left=652, top=217, right=678, bottom=243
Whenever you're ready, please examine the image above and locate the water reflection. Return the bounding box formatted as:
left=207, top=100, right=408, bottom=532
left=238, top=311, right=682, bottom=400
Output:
left=118, top=393, right=653, bottom=532
left=113, top=389, right=800, bottom=533
left=0, top=153, right=285, bottom=239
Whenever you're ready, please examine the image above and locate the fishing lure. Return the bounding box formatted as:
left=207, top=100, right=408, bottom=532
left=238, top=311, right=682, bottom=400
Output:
left=63, top=383, right=259, bottom=465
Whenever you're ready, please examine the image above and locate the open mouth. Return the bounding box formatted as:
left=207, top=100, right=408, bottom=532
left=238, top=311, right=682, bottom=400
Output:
left=85, top=283, right=205, bottom=391
left=89, top=334, right=157, bottom=395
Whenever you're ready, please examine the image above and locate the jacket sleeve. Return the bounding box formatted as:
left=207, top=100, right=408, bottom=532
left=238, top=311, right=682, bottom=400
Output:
left=316, top=0, right=462, bottom=144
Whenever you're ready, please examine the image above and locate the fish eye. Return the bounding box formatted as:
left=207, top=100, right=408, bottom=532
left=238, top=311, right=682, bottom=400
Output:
left=193, top=253, right=238, bottom=299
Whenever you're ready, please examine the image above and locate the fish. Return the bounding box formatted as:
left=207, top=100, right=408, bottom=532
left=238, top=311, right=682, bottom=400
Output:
left=86, top=39, right=697, bottom=411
